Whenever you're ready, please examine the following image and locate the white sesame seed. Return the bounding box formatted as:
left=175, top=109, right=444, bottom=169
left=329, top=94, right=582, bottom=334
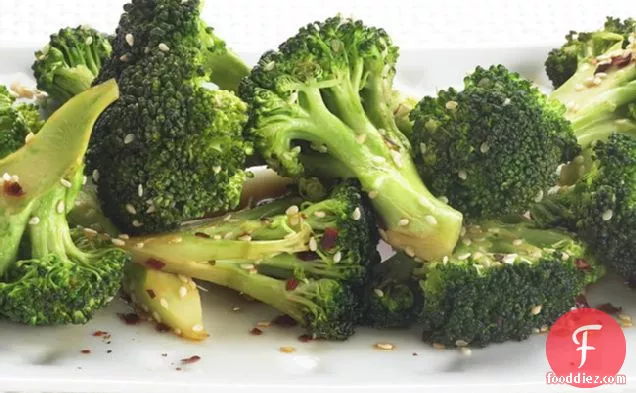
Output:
left=425, top=215, right=438, bottom=225
left=286, top=205, right=299, bottom=216
left=457, top=170, right=467, bottom=180
left=438, top=196, right=449, bottom=204
left=256, top=321, right=271, bottom=328
left=460, top=347, right=472, bottom=356
left=192, top=324, right=204, bottom=332
left=592, top=77, right=602, bottom=86
left=136, top=184, right=144, bottom=198
left=419, top=142, right=427, bottom=155
left=160, top=298, right=169, bottom=309
left=123, top=134, right=135, bottom=144
left=619, top=313, right=632, bottom=322
left=146, top=205, right=156, bottom=214
left=232, top=306, right=241, bottom=312
left=238, top=234, right=252, bottom=241
left=502, top=98, right=511, bottom=106
left=596, top=72, right=608, bottom=79
left=25, top=132, right=35, bottom=144
left=84, top=227, right=98, bottom=235
left=561, top=252, right=570, bottom=261
left=118, top=234, right=130, bottom=240
left=442, top=256, right=449, bottom=263
left=135, top=242, right=144, bottom=249
left=152, top=312, right=162, bottom=323
left=2, top=173, right=11, bottom=182
left=125, top=33, right=134, bottom=47
left=457, top=252, right=471, bottom=260
left=398, top=218, right=410, bottom=226
left=111, top=238, right=126, bottom=246
left=547, top=186, right=560, bottom=195
left=28, top=216, right=40, bottom=225
left=56, top=200, right=65, bottom=214
left=58, top=178, right=72, bottom=188
left=371, top=155, right=386, bottom=164
left=390, top=150, right=403, bottom=168
left=178, top=274, right=189, bottom=283
left=169, top=236, right=183, bottom=244
left=534, top=189, right=544, bottom=203
left=502, top=254, right=517, bottom=264
left=158, top=43, right=170, bottom=52
left=480, top=142, right=490, bottom=154
left=309, top=237, right=318, bottom=251
left=445, top=100, right=458, bottom=110
left=333, top=251, right=342, bottom=263
left=513, top=239, right=524, bottom=246
left=351, top=207, right=362, bottom=221
left=374, top=342, right=394, bottom=351
left=85, top=36, right=93, bottom=45
left=92, top=169, right=100, bottom=183
left=126, top=204, right=137, bottom=215
left=531, top=305, right=543, bottom=315
left=575, top=83, right=585, bottom=91
left=241, top=263, right=255, bottom=270
left=602, top=209, right=613, bottom=221
left=263, top=61, right=275, bottom=71
left=314, top=211, right=326, bottom=218
left=356, top=134, right=367, bottom=144
left=455, top=339, right=469, bottom=347
left=368, top=190, right=378, bottom=199
left=404, top=246, right=415, bottom=257
left=373, top=288, right=384, bottom=297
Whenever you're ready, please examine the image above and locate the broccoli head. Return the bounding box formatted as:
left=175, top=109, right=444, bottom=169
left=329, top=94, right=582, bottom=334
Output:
left=115, top=181, right=379, bottom=340
left=409, top=65, right=578, bottom=219
left=0, top=80, right=130, bottom=325
left=32, top=25, right=113, bottom=104
left=0, top=86, right=43, bottom=159
left=418, top=219, right=604, bottom=348
left=240, top=15, right=463, bottom=261
left=88, top=0, right=252, bottom=234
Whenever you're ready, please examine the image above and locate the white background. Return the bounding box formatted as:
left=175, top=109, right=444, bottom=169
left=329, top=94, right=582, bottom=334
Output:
left=0, top=0, right=634, bottom=50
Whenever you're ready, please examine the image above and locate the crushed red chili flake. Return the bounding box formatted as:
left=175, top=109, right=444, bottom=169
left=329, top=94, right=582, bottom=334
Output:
left=145, top=258, right=166, bottom=270
left=597, top=302, right=622, bottom=316
left=272, top=314, right=298, bottom=327
left=161, top=353, right=168, bottom=357
left=612, top=53, right=633, bottom=69
left=285, top=278, right=299, bottom=291
left=575, top=294, right=590, bottom=308
left=181, top=355, right=201, bottom=364
left=195, top=232, right=211, bottom=239
left=575, top=259, right=591, bottom=271
left=321, top=228, right=339, bottom=250
left=298, top=334, right=313, bottom=343
left=92, top=330, right=108, bottom=337
left=106, top=350, right=112, bottom=354
left=250, top=327, right=263, bottom=336
left=156, top=323, right=171, bottom=332
left=3, top=180, right=24, bottom=197
left=118, top=312, right=141, bottom=325
left=296, top=251, right=319, bottom=261
left=80, top=349, right=91, bottom=354
left=146, top=289, right=156, bottom=299
left=175, top=367, right=183, bottom=371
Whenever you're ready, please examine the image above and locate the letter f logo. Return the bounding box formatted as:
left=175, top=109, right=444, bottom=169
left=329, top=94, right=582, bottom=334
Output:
left=572, top=324, right=602, bottom=368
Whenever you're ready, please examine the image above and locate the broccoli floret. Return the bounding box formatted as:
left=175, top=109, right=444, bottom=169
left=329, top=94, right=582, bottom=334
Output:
left=417, top=219, right=604, bottom=348
left=0, top=86, right=43, bottom=159
left=532, top=133, right=636, bottom=283
left=32, top=26, right=113, bottom=105
left=0, top=80, right=130, bottom=325
left=115, top=181, right=379, bottom=340
left=87, top=0, right=252, bottom=234
left=240, top=15, right=463, bottom=261
left=409, top=65, right=578, bottom=219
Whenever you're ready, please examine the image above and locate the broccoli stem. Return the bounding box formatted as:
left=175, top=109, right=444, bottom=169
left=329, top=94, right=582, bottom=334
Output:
left=45, top=66, right=95, bottom=104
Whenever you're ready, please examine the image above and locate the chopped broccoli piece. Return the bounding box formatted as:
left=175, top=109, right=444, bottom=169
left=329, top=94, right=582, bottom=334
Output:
left=0, top=80, right=130, bottom=325
left=117, top=181, right=379, bottom=340
left=0, top=86, right=43, bottom=159
left=88, top=0, right=252, bottom=234
left=32, top=26, right=113, bottom=104
left=240, top=15, right=463, bottom=261
left=409, top=65, right=578, bottom=219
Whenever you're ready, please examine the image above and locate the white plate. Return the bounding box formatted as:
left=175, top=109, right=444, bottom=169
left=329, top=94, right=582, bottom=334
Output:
left=1, top=47, right=635, bottom=393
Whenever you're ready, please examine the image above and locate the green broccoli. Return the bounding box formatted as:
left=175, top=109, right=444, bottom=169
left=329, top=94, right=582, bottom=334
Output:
left=0, top=86, right=43, bottom=159
left=0, top=80, right=130, bottom=325
left=409, top=65, right=578, bottom=219
left=546, top=17, right=635, bottom=88
left=87, top=0, right=253, bottom=234
left=32, top=26, right=113, bottom=105
left=240, top=15, right=463, bottom=261
left=114, top=181, right=379, bottom=340
left=532, top=133, right=636, bottom=284
left=391, top=90, right=418, bottom=136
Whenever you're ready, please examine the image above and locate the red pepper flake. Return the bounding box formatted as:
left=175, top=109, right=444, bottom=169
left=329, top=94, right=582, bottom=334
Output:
left=181, top=355, right=201, bottom=364
left=195, top=232, right=210, bottom=239
left=597, top=302, right=622, bottom=316
left=145, top=258, right=166, bottom=270
left=595, top=62, right=612, bottom=74
left=92, top=330, right=108, bottom=337
left=161, top=353, right=168, bottom=357
left=575, top=294, right=590, bottom=308
left=574, top=259, right=591, bottom=271
left=106, top=350, right=112, bottom=354
left=156, top=323, right=171, bottom=332
left=175, top=367, right=182, bottom=371
left=298, top=334, right=313, bottom=343
left=612, top=53, right=633, bottom=69
left=250, top=327, right=263, bottom=336
left=272, top=314, right=298, bottom=327
left=296, top=251, right=319, bottom=261
left=321, top=228, right=339, bottom=250
left=285, top=278, right=298, bottom=291
left=3, top=180, right=24, bottom=197
left=146, top=289, right=156, bottom=299
left=118, top=312, right=141, bottom=325
left=80, top=349, right=91, bottom=354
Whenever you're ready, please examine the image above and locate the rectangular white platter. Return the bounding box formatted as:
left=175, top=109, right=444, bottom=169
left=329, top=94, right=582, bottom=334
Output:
left=1, top=47, right=635, bottom=393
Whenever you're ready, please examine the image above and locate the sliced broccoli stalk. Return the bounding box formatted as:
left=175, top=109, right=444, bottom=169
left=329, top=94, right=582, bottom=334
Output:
left=241, top=16, right=463, bottom=261
left=0, top=80, right=130, bottom=325
left=418, top=219, right=604, bottom=348
left=32, top=26, right=112, bottom=104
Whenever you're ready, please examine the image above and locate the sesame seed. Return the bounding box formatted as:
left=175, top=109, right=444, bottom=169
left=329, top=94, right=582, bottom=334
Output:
left=621, top=321, right=633, bottom=328
left=158, top=43, right=170, bottom=52
left=28, top=217, right=40, bottom=225
left=390, top=150, right=403, bottom=168
left=92, top=169, right=100, bottom=183
left=502, top=98, right=511, bottom=106
left=135, top=242, right=144, bottom=249
left=56, top=200, right=65, bottom=214
left=118, top=234, right=130, bottom=240
left=317, top=145, right=328, bottom=153
left=263, top=61, right=275, bottom=71
left=191, top=324, right=204, bottom=332
left=534, top=189, right=544, bottom=203
left=460, top=348, right=472, bottom=356
left=540, top=326, right=549, bottom=333
left=25, top=132, right=35, bottom=144
left=126, top=204, right=137, bottom=215
left=457, top=170, right=467, bottom=180
left=374, top=343, right=394, bottom=351
left=137, top=184, right=144, bottom=197
left=502, top=254, right=517, bottom=264
left=513, top=239, right=524, bottom=246
left=596, top=72, right=608, bottom=79
left=432, top=343, right=446, bottom=350
left=160, top=298, right=169, bottom=309
left=592, top=77, right=602, bottom=86
left=575, top=83, right=585, bottom=91
left=111, top=238, right=125, bottom=246
left=241, top=263, right=255, bottom=270
left=309, top=237, right=318, bottom=251
left=601, top=209, right=613, bottom=221
left=85, top=36, right=93, bottom=45
left=425, top=215, right=438, bottom=225
left=419, top=143, right=427, bottom=155
left=371, top=156, right=386, bottom=164
left=356, top=134, right=367, bottom=144
left=351, top=207, right=362, bottom=221
left=480, top=142, right=490, bottom=154
left=373, top=288, right=384, bottom=297
left=82, top=176, right=88, bottom=185
left=445, top=101, right=458, bottom=110
left=398, top=218, right=410, bottom=226
left=232, top=306, right=241, bottom=312
left=174, top=328, right=182, bottom=335
left=561, top=252, right=570, bottom=261
left=462, top=238, right=472, bottom=246
left=286, top=205, right=299, bottom=216
left=212, top=166, right=222, bottom=174
left=455, top=339, right=468, bottom=347
left=442, top=256, right=449, bottom=263
left=238, top=234, right=252, bottom=241
left=169, top=236, right=183, bottom=244
left=333, top=251, right=342, bottom=263
left=119, top=54, right=129, bottom=62
left=124, top=134, right=135, bottom=144
left=405, top=246, right=415, bottom=257
left=457, top=252, right=471, bottom=260
left=257, top=321, right=271, bottom=328
left=618, top=313, right=632, bottom=322
left=547, top=186, right=560, bottom=195
left=531, top=305, right=543, bottom=315
left=314, top=211, right=326, bottom=218
left=125, top=33, right=134, bottom=47
left=279, top=346, right=296, bottom=353
left=2, top=173, right=11, bottom=182
left=368, top=190, right=378, bottom=199
left=438, top=196, right=449, bottom=204
left=532, top=328, right=541, bottom=334
left=84, top=228, right=98, bottom=236
left=152, top=312, right=162, bottom=323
